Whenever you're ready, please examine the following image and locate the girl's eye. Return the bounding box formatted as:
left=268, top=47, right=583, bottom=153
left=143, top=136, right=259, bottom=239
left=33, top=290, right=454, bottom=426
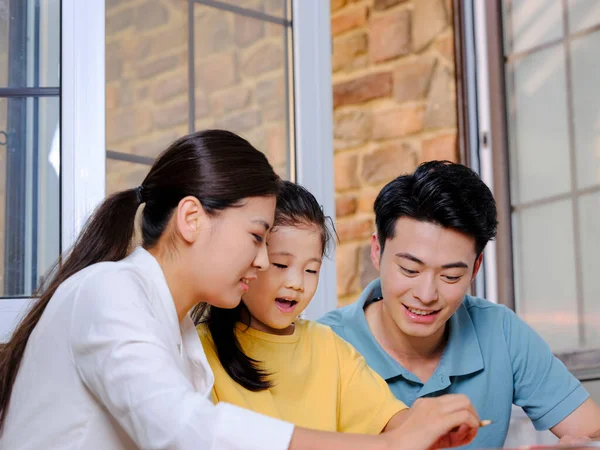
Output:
left=252, top=234, right=263, bottom=243
left=273, top=263, right=287, bottom=269
left=306, top=269, right=318, bottom=274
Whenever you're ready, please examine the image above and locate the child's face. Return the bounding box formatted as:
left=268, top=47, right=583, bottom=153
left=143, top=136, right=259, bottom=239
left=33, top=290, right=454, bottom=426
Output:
left=242, top=224, right=323, bottom=335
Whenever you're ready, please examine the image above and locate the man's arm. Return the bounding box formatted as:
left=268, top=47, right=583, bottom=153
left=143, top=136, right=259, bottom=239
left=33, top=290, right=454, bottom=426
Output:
left=551, top=398, right=600, bottom=439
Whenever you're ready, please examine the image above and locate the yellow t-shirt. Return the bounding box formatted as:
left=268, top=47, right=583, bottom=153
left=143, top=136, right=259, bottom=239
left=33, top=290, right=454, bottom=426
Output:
left=198, top=319, right=407, bottom=433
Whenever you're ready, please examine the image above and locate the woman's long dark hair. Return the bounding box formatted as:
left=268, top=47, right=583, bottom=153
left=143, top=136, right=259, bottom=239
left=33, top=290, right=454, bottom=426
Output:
left=192, top=180, right=337, bottom=391
left=0, top=129, right=280, bottom=429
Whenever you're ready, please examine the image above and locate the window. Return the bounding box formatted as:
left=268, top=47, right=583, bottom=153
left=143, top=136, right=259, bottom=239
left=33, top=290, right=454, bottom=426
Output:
left=0, top=0, right=333, bottom=338
left=459, top=0, right=600, bottom=375
left=0, top=0, right=60, bottom=298
left=104, top=0, right=336, bottom=318
left=105, top=0, right=295, bottom=194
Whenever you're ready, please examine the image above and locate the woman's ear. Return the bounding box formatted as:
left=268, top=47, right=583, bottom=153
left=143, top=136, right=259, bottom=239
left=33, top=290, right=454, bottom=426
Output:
left=175, top=196, right=209, bottom=244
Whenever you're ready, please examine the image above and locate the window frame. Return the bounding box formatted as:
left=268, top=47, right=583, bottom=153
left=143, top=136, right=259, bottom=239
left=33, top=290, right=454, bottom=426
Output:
left=0, top=0, right=336, bottom=337
left=455, top=0, right=600, bottom=379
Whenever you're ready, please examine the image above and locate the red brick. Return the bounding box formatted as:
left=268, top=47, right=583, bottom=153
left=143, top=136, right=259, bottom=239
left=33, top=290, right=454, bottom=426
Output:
left=241, top=42, right=283, bottom=77
left=332, top=32, right=368, bottom=72
left=256, top=77, right=285, bottom=105
left=136, top=54, right=180, bottom=80
left=106, top=7, right=134, bottom=34
left=266, top=124, right=287, bottom=168
left=106, top=84, right=119, bottom=110
left=194, top=8, right=233, bottom=58
left=333, top=72, right=393, bottom=108
left=334, top=152, right=360, bottom=191
left=331, top=0, right=348, bottom=12
left=153, top=74, right=188, bottom=103
left=358, top=188, right=379, bottom=214
left=210, top=87, right=252, bottom=117
left=373, top=0, right=408, bottom=10
left=134, top=1, right=169, bottom=32
left=334, top=109, right=371, bottom=150
left=393, top=57, right=437, bottom=103
left=420, top=133, right=458, bottom=162
left=235, top=14, right=265, bottom=47
left=132, top=131, right=180, bottom=158
left=435, top=33, right=455, bottom=64
left=361, top=142, right=417, bottom=185
left=336, top=195, right=358, bottom=217
left=369, top=9, right=411, bottom=63
left=215, top=109, right=261, bottom=133
left=153, top=100, right=188, bottom=129
left=372, top=104, right=425, bottom=140
left=423, top=65, right=456, bottom=129
left=107, top=109, right=152, bottom=144
left=337, top=217, right=375, bottom=242
left=195, top=52, right=237, bottom=91
left=413, top=0, right=448, bottom=52
left=336, top=244, right=359, bottom=296
left=331, top=6, right=368, bottom=36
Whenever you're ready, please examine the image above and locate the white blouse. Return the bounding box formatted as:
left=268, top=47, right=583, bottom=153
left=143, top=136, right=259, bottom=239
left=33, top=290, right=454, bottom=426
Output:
left=0, top=248, right=294, bottom=450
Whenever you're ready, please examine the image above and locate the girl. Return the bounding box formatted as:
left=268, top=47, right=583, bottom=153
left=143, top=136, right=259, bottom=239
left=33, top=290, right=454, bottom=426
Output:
left=196, top=181, right=481, bottom=448
left=0, top=130, right=479, bottom=450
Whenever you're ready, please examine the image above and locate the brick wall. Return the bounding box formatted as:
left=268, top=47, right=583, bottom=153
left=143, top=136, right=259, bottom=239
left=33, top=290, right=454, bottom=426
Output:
left=105, top=0, right=290, bottom=195
left=331, top=0, right=459, bottom=306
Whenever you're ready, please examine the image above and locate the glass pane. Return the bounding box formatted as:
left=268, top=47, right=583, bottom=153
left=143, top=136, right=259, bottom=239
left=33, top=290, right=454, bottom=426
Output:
left=0, top=96, right=60, bottom=297
left=194, top=4, right=292, bottom=179
left=213, top=0, right=289, bottom=19
left=568, top=0, right=600, bottom=34
left=0, top=0, right=60, bottom=88
left=570, top=30, right=600, bottom=190
left=105, top=0, right=188, bottom=192
left=105, top=0, right=294, bottom=193
left=512, top=200, right=579, bottom=352
left=507, top=47, right=572, bottom=204
left=0, top=100, right=6, bottom=296
left=503, top=0, right=563, bottom=55
left=579, top=192, right=600, bottom=348
left=106, top=160, right=149, bottom=197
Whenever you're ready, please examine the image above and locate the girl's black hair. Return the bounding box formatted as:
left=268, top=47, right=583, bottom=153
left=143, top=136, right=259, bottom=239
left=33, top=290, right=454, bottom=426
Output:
left=192, top=180, right=337, bottom=391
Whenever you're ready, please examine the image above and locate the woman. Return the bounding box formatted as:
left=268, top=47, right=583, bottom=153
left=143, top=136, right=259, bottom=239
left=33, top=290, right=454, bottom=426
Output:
left=0, top=130, right=480, bottom=450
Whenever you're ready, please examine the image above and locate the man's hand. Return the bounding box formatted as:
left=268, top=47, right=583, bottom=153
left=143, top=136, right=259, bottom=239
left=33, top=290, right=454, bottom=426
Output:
left=382, top=395, right=482, bottom=450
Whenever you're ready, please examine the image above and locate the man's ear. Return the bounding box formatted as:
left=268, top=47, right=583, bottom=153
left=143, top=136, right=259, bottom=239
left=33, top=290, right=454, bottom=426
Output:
left=371, top=233, right=382, bottom=272
left=471, top=253, right=484, bottom=280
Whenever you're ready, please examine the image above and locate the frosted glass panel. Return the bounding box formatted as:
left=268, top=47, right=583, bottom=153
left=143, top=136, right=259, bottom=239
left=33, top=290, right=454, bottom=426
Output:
left=579, top=193, right=600, bottom=348
left=508, top=47, right=571, bottom=204
left=568, top=0, right=600, bottom=34
left=513, top=200, right=578, bottom=352
left=570, top=31, right=600, bottom=190
left=504, top=0, right=563, bottom=54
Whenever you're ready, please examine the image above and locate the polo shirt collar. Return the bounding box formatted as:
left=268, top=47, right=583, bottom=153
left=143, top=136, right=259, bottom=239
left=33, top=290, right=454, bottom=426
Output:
left=342, top=279, right=484, bottom=383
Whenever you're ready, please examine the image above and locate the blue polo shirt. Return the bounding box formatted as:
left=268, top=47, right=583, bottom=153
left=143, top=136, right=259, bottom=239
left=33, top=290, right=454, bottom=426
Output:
left=318, top=279, right=589, bottom=449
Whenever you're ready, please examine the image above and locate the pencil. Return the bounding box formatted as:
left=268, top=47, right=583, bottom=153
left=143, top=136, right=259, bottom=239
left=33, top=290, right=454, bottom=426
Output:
left=480, top=420, right=492, bottom=427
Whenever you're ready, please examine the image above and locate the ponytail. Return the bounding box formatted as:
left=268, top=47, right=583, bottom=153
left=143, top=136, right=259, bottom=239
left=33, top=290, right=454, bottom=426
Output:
left=0, top=128, right=280, bottom=428
left=0, top=188, right=141, bottom=429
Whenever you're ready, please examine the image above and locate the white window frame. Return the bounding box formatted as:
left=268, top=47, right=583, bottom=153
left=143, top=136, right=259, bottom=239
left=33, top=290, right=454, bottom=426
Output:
left=0, top=0, right=105, bottom=341
left=0, top=0, right=336, bottom=337
left=292, top=0, right=336, bottom=319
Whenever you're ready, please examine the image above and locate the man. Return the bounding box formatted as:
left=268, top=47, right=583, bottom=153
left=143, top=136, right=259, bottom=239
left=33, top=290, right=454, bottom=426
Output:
left=319, top=161, right=600, bottom=449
